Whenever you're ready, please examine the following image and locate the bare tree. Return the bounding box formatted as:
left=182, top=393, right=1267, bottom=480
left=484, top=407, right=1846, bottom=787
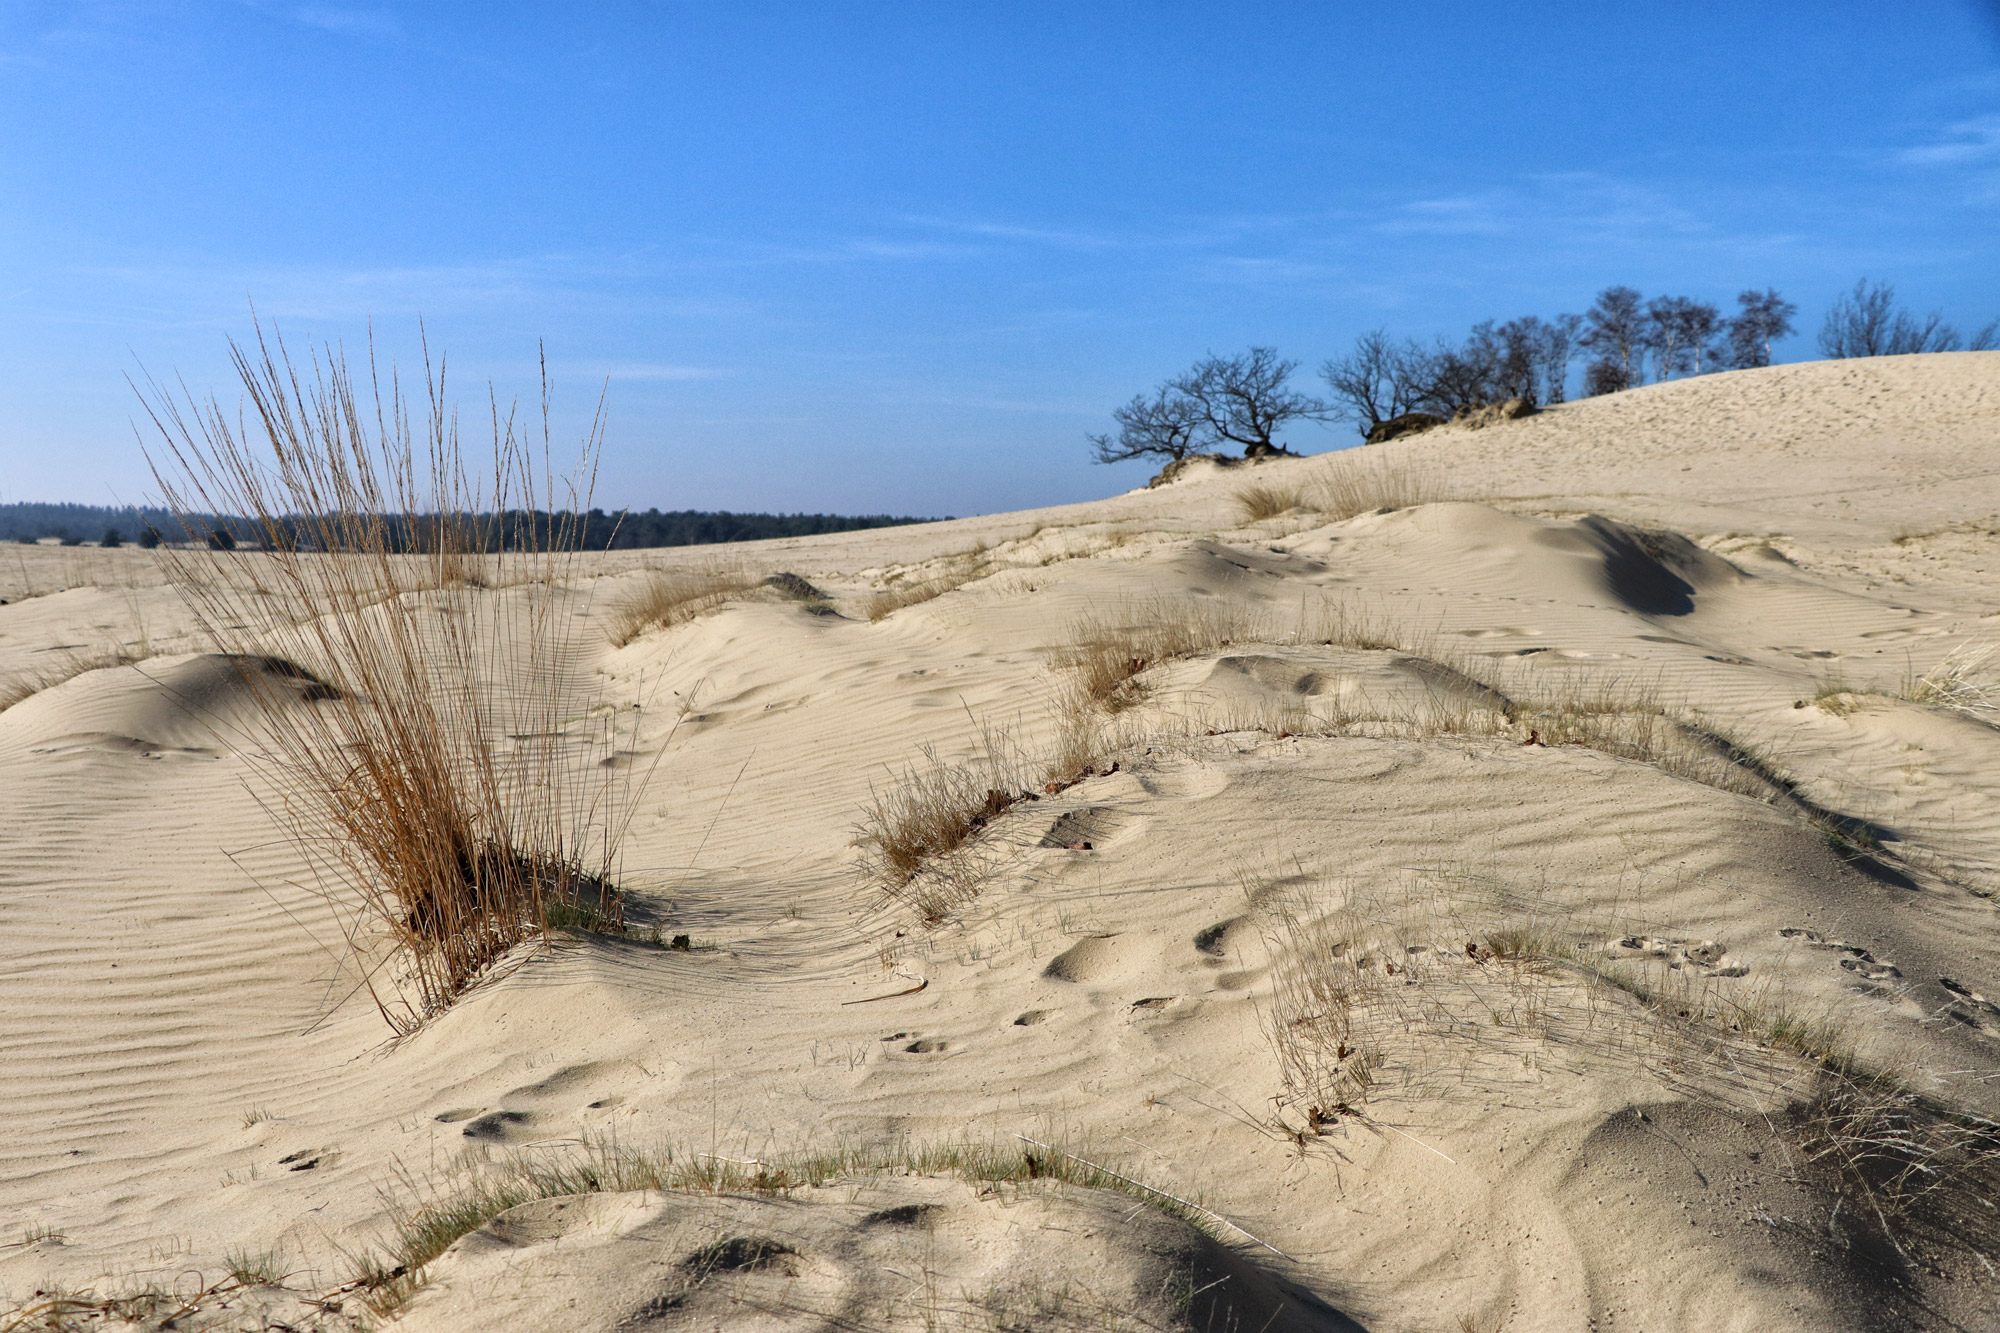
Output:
left=1169, top=347, right=1328, bottom=457
left=1579, top=286, right=1647, bottom=392
left=1819, top=279, right=1964, bottom=357
left=1973, top=320, right=1999, bottom=352
left=1087, top=387, right=1206, bottom=464
left=1726, top=288, right=1796, bottom=368
left=1493, top=317, right=1550, bottom=402
left=1645, top=296, right=1724, bottom=378
left=1417, top=332, right=1504, bottom=416
left=1321, top=330, right=1430, bottom=437
left=1583, top=357, right=1631, bottom=397
left=1538, top=313, right=1581, bottom=403
left=1092, top=347, right=1327, bottom=464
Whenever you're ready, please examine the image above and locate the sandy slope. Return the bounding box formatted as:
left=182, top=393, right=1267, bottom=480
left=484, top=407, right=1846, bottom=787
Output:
left=4, top=353, right=2000, bottom=1331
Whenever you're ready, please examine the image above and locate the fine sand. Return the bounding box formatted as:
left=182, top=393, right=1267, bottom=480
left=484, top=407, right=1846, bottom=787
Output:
left=5, top=352, right=2000, bottom=1330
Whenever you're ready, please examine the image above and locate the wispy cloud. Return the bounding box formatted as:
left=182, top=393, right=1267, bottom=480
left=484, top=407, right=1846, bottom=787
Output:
left=287, top=5, right=398, bottom=37
left=897, top=215, right=1130, bottom=251
left=1379, top=195, right=1513, bottom=237
left=1899, top=113, right=2000, bottom=166
left=578, top=361, right=727, bottom=383
left=1374, top=174, right=1712, bottom=245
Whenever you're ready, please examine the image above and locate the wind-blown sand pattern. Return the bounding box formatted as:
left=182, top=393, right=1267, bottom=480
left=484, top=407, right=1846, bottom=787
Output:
left=5, top=352, right=2000, bottom=1330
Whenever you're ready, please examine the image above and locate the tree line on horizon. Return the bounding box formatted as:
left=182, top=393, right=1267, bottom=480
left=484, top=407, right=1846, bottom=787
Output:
left=1093, top=278, right=1999, bottom=463
left=0, top=502, right=939, bottom=550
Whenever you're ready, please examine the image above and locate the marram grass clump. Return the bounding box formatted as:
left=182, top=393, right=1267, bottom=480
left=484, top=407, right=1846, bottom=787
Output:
left=143, top=325, right=650, bottom=1030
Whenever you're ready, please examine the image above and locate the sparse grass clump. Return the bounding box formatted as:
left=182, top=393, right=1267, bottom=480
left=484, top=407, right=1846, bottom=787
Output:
left=224, top=1247, right=288, bottom=1287
left=1581, top=950, right=2000, bottom=1259
left=353, top=1136, right=1233, bottom=1321
left=1305, top=451, right=1454, bottom=522
left=1810, top=674, right=1865, bottom=716
left=1052, top=599, right=1262, bottom=712
left=1233, top=454, right=1452, bottom=527
left=865, top=548, right=993, bottom=621
left=609, top=567, right=760, bottom=645
left=856, top=730, right=1036, bottom=921
left=1903, top=638, right=2000, bottom=720
left=0, top=645, right=149, bottom=714
left=142, top=324, right=643, bottom=1030
left=1262, top=868, right=2000, bottom=1268
left=1233, top=483, right=1300, bottom=523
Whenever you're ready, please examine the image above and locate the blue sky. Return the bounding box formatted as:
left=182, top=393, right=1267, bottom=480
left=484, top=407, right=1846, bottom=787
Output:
left=4, top=2, right=1999, bottom=516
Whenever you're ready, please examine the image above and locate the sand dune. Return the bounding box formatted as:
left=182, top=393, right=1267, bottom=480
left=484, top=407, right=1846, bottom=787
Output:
left=5, top=353, right=2000, bottom=1330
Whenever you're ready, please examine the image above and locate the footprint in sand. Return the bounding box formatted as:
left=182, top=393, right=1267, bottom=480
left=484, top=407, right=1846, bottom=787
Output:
left=461, top=1110, right=543, bottom=1143
left=1012, top=1009, right=1055, bottom=1026
left=1126, top=995, right=1196, bottom=1022
left=1778, top=928, right=1902, bottom=984
left=1038, top=808, right=1114, bottom=850
left=1838, top=953, right=1902, bottom=982
left=449, top=1062, right=631, bottom=1138
left=503, top=1062, right=616, bottom=1104
left=1605, top=935, right=1748, bottom=977
left=860, top=1203, right=942, bottom=1228
left=1043, top=933, right=1143, bottom=983
left=1939, top=978, right=2000, bottom=1035
left=1193, top=917, right=1248, bottom=960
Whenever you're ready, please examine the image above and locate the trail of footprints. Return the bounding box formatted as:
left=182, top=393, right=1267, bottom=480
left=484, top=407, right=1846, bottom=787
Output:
left=431, top=1062, right=629, bottom=1146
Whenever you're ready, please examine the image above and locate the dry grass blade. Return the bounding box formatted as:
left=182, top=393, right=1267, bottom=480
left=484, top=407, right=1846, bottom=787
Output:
left=1263, top=898, right=1380, bottom=1127
left=139, top=321, right=642, bottom=1030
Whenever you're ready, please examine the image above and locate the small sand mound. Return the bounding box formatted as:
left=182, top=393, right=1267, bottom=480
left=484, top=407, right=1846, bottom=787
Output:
left=394, top=1177, right=1358, bottom=1333
left=0, top=652, right=335, bottom=753
left=1043, top=933, right=1146, bottom=983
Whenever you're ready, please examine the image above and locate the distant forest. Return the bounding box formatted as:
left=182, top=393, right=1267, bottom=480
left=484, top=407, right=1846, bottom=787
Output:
left=0, top=502, right=940, bottom=549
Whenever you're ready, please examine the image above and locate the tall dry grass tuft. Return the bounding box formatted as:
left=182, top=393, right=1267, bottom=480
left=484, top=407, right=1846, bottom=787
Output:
left=1233, top=483, right=1300, bottom=523
left=1052, top=598, right=1263, bottom=712
left=609, top=567, right=760, bottom=645
left=140, top=323, right=643, bottom=1030
left=1306, top=449, right=1453, bottom=521
left=1904, top=638, right=2000, bottom=720
left=855, top=727, right=1036, bottom=922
